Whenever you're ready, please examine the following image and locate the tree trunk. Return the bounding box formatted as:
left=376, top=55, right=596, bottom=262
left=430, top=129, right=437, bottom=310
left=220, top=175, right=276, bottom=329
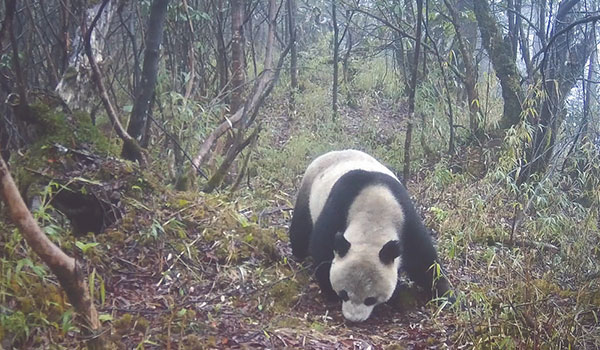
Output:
left=214, top=0, right=228, bottom=99
left=506, top=0, right=518, bottom=59
left=230, top=0, right=245, bottom=113
left=473, top=0, right=524, bottom=129
left=332, top=0, right=339, bottom=120
left=123, top=0, right=169, bottom=160
left=402, top=0, right=423, bottom=183
left=287, top=0, right=298, bottom=108
left=0, top=156, right=105, bottom=349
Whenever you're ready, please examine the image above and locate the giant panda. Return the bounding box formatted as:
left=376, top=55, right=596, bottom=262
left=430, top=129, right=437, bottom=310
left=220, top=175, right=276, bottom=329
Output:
left=289, top=149, right=453, bottom=322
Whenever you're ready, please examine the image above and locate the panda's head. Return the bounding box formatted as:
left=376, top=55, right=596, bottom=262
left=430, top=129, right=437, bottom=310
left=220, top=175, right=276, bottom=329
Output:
left=330, top=232, right=401, bottom=322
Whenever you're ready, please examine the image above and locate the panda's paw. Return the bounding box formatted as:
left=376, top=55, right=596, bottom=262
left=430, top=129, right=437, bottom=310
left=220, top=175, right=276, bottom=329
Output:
left=321, top=290, right=340, bottom=303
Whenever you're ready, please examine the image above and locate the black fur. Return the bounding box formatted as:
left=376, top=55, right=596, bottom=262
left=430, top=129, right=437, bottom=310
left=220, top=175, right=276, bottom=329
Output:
left=289, top=179, right=313, bottom=259
left=289, top=168, right=452, bottom=300
left=379, top=240, right=401, bottom=265
left=334, top=231, right=351, bottom=257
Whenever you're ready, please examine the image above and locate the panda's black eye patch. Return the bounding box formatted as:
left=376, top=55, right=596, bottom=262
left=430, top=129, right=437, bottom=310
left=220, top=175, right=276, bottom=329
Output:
left=364, top=297, right=377, bottom=306
left=338, top=290, right=349, bottom=301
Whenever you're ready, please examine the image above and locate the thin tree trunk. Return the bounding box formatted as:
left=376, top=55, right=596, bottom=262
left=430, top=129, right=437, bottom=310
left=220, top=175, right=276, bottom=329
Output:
left=230, top=0, right=245, bottom=113
left=287, top=0, right=298, bottom=109
left=342, top=25, right=352, bottom=86
left=85, top=0, right=145, bottom=165
left=0, top=155, right=105, bottom=349
left=123, top=0, right=169, bottom=160
left=332, top=0, right=339, bottom=120
left=402, top=0, right=423, bottom=183
left=562, top=46, right=594, bottom=170
left=214, top=0, right=228, bottom=100
left=423, top=14, right=455, bottom=154
left=444, top=0, right=482, bottom=137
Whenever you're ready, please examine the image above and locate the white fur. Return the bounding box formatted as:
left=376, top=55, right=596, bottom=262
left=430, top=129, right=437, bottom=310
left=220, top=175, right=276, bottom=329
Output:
left=345, top=185, right=404, bottom=246
left=342, top=300, right=375, bottom=322
left=303, top=150, right=397, bottom=224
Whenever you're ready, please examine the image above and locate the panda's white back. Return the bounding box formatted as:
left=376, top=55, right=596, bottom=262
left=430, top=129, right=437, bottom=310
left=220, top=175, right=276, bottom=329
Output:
left=344, top=184, right=404, bottom=247
left=304, top=150, right=398, bottom=225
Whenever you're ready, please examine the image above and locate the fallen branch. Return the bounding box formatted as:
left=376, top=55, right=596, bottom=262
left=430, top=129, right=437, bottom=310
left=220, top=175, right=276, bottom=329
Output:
left=0, top=156, right=105, bottom=349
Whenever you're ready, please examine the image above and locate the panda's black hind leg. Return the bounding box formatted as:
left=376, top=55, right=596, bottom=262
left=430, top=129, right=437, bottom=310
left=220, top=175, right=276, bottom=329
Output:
left=289, top=185, right=312, bottom=260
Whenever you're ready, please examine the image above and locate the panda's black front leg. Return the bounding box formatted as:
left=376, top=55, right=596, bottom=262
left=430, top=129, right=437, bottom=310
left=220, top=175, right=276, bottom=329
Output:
left=403, top=223, right=454, bottom=303
left=289, top=192, right=313, bottom=260
left=314, top=261, right=338, bottom=301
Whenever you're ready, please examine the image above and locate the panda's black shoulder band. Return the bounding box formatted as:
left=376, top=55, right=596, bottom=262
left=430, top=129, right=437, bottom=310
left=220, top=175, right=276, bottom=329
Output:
left=334, top=232, right=351, bottom=257
left=379, top=240, right=401, bottom=264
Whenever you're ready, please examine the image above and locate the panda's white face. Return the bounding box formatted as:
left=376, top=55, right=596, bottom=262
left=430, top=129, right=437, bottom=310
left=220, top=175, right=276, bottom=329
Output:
left=330, top=246, right=399, bottom=322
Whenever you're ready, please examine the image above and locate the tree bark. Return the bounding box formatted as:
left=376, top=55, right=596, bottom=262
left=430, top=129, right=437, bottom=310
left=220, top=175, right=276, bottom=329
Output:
left=230, top=0, right=245, bottom=113
left=474, top=0, right=524, bottom=129
left=123, top=0, right=169, bottom=160
left=332, top=0, right=339, bottom=120
left=402, top=0, right=423, bottom=183
left=0, top=155, right=105, bottom=349
left=214, top=0, right=229, bottom=99
left=287, top=0, right=298, bottom=108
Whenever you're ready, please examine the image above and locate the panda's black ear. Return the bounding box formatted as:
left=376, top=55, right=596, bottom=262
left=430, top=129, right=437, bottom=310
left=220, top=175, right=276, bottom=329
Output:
left=379, top=240, right=401, bottom=265
left=334, top=232, right=351, bottom=257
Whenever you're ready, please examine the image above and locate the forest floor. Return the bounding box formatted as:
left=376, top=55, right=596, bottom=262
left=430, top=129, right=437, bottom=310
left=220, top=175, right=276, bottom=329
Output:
left=89, top=101, right=461, bottom=349
left=1, top=89, right=599, bottom=349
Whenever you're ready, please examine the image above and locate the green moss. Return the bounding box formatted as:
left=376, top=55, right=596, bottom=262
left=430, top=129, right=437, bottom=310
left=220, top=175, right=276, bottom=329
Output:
left=134, top=316, right=149, bottom=332
left=113, top=314, right=134, bottom=335
left=31, top=103, right=114, bottom=155
left=12, top=103, right=116, bottom=196
left=268, top=279, right=301, bottom=312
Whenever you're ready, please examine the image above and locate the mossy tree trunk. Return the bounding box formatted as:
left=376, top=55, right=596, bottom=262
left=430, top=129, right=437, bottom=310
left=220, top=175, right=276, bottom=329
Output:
left=473, top=0, right=524, bottom=130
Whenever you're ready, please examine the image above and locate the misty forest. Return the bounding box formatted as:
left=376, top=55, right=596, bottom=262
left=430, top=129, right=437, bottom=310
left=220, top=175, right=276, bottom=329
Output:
left=1, top=0, right=599, bottom=348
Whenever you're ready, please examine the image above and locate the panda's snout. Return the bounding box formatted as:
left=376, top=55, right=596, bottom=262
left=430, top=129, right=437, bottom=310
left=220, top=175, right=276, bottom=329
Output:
left=341, top=301, right=374, bottom=322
